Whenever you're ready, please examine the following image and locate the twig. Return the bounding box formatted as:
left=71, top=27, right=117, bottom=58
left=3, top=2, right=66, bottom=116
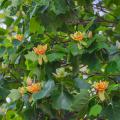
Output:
left=80, top=71, right=120, bottom=77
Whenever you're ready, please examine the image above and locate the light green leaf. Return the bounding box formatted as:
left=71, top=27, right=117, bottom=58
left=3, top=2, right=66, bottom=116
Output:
left=30, top=17, right=45, bottom=34
left=89, top=104, right=102, bottom=116
left=0, top=13, right=5, bottom=18
left=47, top=53, right=65, bottom=62
left=8, top=89, right=21, bottom=102
left=6, top=110, right=22, bottom=120
left=25, top=51, right=38, bottom=62
left=108, top=84, right=120, bottom=92
left=11, top=0, right=22, bottom=6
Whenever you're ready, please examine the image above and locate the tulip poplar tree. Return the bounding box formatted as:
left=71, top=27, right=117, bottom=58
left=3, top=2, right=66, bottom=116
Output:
left=0, top=0, right=120, bottom=120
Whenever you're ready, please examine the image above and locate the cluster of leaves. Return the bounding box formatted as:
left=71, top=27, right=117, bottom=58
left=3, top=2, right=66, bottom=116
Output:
left=0, top=0, right=120, bottom=120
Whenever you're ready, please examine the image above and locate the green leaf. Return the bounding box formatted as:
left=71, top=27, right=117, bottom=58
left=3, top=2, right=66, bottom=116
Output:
left=29, top=67, right=41, bottom=79
left=32, top=80, right=55, bottom=101
left=5, top=17, right=14, bottom=26
left=50, top=0, right=68, bottom=15
left=96, top=42, right=109, bottom=50
left=54, top=45, right=68, bottom=53
left=25, top=60, right=38, bottom=70
left=0, top=46, right=6, bottom=57
left=89, top=104, right=102, bottom=117
left=0, top=87, right=9, bottom=99
left=72, top=90, right=90, bottom=111
left=25, top=51, right=38, bottom=62
left=11, top=0, right=22, bottom=6
left=0, top=27, right=7, bottom=35
left=0, top=116, right=3, bottom=120
left=47, top=53, right=65, bottom=62
left=96, top=34, right=107, bottom=42
left=30, top=5, right=37, bottom=19
left=105, top=61, right=118, bottom=73
left=84, top=17, right=95, bottom=31
left=8, top=89, right=21, bottom=102
left=0, top=13, right=5, bottom=18
left=30, top=17, right=45, bottom=34
left=22, top=108, right=34, bottom=120
left=68, top=42, right=81, bottom=56
left=108, top=84, right=120, bottom=92
left=52, top=91, right=72, bottom=110
left=81, top=53, right=101, bottom=71
left=101, top=102, right=120, bottom=120
left=74, top=78, right=90, bottom=89
left=6, top=110, right=22, bottom=120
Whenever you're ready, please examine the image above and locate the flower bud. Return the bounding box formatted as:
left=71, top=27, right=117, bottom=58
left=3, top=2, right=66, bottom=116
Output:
left=27, top=77, right=33, bottom=86
left=88, top=31, right=92, bottom=39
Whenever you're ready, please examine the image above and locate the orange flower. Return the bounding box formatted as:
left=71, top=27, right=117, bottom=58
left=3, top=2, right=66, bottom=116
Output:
left=33, top=44, right=47, bottom=55
left=16, top=34, right=23, bottom=41
left=94, top=81, right=108, bottom=92
left=70, top=32, right=84, bottom=41
left=93, top=81, right=108, bottom=101
left=27, top=83, right=41, bottom=93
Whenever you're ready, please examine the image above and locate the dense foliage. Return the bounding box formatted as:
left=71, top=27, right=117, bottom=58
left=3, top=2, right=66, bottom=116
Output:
left=0, top=0, right=120, bottom=120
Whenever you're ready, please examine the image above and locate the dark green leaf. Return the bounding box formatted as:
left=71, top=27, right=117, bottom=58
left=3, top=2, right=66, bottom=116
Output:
left=74, top=78, right=90, bottom=89
left=72, top=90, right=90, bottom=111
left=52, top=91, right=72, bottom=110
